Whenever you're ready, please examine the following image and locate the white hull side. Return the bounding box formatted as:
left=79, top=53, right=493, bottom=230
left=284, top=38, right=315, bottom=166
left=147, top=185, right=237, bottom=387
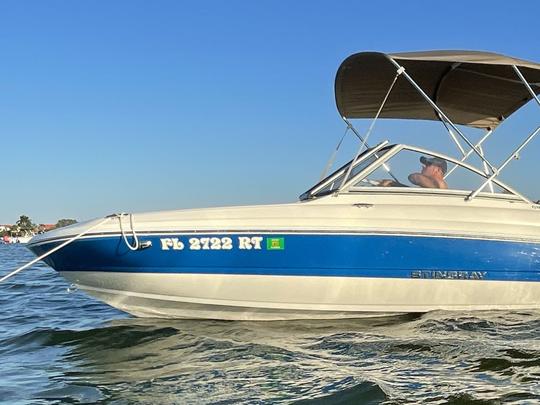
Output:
left=30, top=192, right=540, bottom=248
left=61, top=271, right=540, bottom=320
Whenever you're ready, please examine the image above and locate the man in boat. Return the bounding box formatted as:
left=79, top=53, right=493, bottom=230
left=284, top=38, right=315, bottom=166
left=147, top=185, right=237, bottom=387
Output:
left=408, top=156, right=448, bottom=189
left=379, top=156, right=448, bottom=189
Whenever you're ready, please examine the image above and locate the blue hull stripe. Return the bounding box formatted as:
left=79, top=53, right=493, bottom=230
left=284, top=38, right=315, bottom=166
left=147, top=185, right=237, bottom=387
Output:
left=29, top=233, right=540, bottom=282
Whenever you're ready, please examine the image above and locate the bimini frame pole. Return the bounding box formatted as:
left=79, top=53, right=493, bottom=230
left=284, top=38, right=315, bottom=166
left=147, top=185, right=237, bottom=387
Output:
left=438, top=113, right=467, bottom=156
left=320, top=125, right=350, bottom=180
left=477, top=144, right=494, bottom=193
left=467, top=126, right=540, bottom=202
left=340, top=117, right=400, bottom=185
left=386, top=56, right=498, bottom=174
left=513, top=66, right=540, bottom=107
left=468, top=66, right=540, bottom=202
left=445, top=129, right=494, bottom=178
left=342, top=117, right=369, bottom=145
left=338, top=70, right=403, bottom=189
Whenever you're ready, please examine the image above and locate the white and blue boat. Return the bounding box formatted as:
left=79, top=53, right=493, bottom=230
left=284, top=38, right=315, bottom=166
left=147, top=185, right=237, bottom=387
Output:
left=27, top=51, right=540, bottom=320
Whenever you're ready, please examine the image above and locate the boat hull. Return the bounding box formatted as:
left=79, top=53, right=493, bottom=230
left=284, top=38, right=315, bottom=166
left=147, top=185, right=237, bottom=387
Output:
left=59, top=271, right=540, bottom=320
left=28, top=231, right=540, bottom=319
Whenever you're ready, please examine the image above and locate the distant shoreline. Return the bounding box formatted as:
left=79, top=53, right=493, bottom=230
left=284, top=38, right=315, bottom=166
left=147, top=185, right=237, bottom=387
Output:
left=1, top=235, right=32, bottom=244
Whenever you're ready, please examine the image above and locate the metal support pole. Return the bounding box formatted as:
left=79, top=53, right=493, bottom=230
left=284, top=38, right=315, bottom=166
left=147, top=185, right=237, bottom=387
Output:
left=338, top=69, right=402, bottom=189
left=320, top=126, right=349, bottom=180
left=342, top=117, right=396, bottom=177
left=444, top=129, right=494, bottom=178
left=339, top=118, right=400, bottom=186
left=513, top=65, right=540, bottom=108
left=467, top=126, right=540, bottom=201
left=439, top=113, right=466, bottom=156
left=386, top=57, right=498, bottom=173
left=478, top=145, right=494, bottom=193
left=342, top=117, right=369, bottom=145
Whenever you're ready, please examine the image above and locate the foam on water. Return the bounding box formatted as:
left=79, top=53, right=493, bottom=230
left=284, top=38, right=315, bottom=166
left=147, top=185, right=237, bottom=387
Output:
left=1, top=244, right=539, bottom=404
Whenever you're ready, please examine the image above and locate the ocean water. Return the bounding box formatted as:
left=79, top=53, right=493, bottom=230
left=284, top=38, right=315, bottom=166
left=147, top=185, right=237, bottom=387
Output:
left=0, top=244, right=539, bottom=404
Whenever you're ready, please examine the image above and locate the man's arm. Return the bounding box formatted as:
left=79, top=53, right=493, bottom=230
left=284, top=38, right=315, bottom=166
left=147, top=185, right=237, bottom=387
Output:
left=379, top=179, right=408, bottom=187
left=408, top=173, right=438, bottom=188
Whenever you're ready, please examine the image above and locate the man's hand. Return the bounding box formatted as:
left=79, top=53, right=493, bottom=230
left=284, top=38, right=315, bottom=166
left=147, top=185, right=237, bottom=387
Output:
left=379, top=179, right=397, bottom=187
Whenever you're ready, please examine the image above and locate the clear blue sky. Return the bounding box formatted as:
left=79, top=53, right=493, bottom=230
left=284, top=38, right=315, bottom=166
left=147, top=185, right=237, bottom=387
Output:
left=1, top=1, right=539, bottom=224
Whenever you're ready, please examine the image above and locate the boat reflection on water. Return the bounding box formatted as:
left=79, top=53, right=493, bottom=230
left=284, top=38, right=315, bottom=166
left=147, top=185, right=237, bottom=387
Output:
left=58, top=314, right=420, bottom=381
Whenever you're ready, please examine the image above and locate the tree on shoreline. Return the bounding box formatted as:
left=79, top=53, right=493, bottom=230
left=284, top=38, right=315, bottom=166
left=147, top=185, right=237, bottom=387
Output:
left=0, top=216, right=79, bottom=237
left=55, top=219, right=77, bottom=228
left=15, top=215, right=35, bottom=237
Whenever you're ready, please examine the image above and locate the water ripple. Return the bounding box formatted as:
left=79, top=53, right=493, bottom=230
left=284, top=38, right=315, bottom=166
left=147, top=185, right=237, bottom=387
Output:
left=1, top=244, right=539, bottom=404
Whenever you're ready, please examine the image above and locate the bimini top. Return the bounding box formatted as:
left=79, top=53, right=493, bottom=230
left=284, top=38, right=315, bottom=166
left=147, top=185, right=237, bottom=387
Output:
left=335, top=50, right=540, bottom=129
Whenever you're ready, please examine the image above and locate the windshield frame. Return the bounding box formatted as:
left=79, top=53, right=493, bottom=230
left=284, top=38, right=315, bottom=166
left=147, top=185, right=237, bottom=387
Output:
left=299, top=141, right=393, bottom=200
left=301, top=142, right=531, bottom=203
left=341, top=144, right=529, bottom=201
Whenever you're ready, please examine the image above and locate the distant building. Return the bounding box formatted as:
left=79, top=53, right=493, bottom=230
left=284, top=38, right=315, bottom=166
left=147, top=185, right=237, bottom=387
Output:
left=37, top=224, right=56, bottom=233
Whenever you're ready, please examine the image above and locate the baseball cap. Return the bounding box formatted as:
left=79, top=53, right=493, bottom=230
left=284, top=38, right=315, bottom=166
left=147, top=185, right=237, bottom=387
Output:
left=420, top=156, right=447, bottom=174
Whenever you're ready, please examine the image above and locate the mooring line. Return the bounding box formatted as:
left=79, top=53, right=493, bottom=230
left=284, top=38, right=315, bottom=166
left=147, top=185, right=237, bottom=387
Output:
left=118, top=213, right=140, bottom=251
left=0, top=216, right=114, bottom=283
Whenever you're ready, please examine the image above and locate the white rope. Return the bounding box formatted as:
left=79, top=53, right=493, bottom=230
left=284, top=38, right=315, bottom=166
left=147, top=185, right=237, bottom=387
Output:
left=0, top=216, right=113, bottom=283
left=118, top=213, right=140, bottom=251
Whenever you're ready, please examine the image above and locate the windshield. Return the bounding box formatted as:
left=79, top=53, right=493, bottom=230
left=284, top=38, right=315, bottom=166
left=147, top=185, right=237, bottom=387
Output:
left=300, top=145, right=392, bottom=200
left=353, top=148, right=511, bottom=194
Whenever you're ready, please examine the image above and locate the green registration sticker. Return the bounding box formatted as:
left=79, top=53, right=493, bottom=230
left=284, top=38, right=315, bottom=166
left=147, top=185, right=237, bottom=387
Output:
left=266, top=237, right=285, bottom=250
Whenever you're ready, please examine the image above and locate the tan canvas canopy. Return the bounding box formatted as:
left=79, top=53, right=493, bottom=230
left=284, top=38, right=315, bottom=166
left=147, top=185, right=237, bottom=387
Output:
left=335, top=50, right=540, bottom=129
